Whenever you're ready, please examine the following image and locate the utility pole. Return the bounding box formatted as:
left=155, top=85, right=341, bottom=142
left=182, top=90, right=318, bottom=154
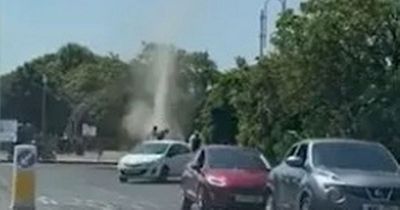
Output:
left=41, top=75, right=48, bottom=140
left=279, top=0, right=287, bottom=12
left=259, top=9, right=266, bottom=57
left=258, top=0, right=287, bottom=58
left=259, top=0, right=269, bottom=58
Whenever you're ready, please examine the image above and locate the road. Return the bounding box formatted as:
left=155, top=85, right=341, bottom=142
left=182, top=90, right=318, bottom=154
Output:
left=0, top=164, right=182, bottom=210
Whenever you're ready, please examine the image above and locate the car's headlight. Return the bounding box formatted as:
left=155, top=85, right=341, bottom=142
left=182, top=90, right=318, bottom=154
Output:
left=206, top=175, right=227, bottom=187
left=315, top=170, right=345, bottom=188
left=117, top=161, right=126, bottom=169
left=314, top=169, right=346, bottom=203
left=326, top=186, right=346, bottom=203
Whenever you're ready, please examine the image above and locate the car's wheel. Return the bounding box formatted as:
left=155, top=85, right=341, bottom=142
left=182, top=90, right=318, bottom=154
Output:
left=180, top=194, right=193, bottom=210
left=119, top=176, right=128, bottom=183
left=157, top=165, right=169, bottom=182
left=300, top=194, right=312, bottom=210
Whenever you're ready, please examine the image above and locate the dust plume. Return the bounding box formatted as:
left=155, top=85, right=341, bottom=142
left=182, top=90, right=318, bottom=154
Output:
left=123, top=0, right=204, bottom=142
left=123, top=45, right=181, bottom=141
left=123, top=0, right=205, bottom=140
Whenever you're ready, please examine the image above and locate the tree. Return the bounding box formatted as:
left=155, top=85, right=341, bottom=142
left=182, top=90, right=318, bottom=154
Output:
left=0, top=43, right=130, bottom=149
left=198, top=0, right=400, bottom=160
left=1, top=42, right=220, bottom=149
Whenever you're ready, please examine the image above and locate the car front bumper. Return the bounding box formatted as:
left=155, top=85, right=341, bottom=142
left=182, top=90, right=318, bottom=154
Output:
left=312, top=193, right=400, bottom=210
left=118, top=163, right=161, bottom=179
left=206, top=186, right=268, bottom=210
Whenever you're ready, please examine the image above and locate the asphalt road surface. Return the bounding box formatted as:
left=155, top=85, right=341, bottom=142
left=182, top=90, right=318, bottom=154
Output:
left=0, top=164, right=182, bottom=210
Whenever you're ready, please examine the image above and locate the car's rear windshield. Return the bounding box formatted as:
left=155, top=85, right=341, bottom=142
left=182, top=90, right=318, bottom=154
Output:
left=313, top=142, right=399, bottom=172
left=131, top=143, right=169, bottom=155
left=208, top=148, right=268, bottom=170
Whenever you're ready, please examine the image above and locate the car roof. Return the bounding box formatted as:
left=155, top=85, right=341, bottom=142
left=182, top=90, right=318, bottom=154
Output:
left=297, top=138, right=382, bottom=146
left=144, top=139, right=188, bottom=146
left=203, top=144, right=259, bottom=153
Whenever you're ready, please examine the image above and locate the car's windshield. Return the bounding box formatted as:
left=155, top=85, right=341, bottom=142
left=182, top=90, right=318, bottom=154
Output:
left=208, top=148, right=267, bottom=170
left=313, top=142, right=399, bottom=172
left=131, top=143, right=169, bottom=155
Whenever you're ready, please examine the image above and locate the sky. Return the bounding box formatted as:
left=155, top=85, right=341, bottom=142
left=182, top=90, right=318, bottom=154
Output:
left=0, top=0, right=298, bottom=73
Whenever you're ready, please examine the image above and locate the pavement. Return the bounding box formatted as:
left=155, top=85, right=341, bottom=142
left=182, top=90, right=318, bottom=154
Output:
left=55, top=151, right=125, bottom=164
left=0, top=163, right=183, bottom=210
left=0, top=151, right=125, bottom=164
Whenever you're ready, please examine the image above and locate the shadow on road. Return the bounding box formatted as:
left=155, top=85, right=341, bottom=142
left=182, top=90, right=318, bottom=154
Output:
left=92, top=165, right=117, bottom=170
left=128, top=179, right=180, bottom=185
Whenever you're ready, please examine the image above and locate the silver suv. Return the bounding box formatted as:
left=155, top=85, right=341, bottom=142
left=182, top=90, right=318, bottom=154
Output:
left=268, top=139, right=400, bottom=210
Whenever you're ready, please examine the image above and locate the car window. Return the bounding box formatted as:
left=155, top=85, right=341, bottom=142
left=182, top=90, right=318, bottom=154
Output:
left=295, top=144, right=308, bottom=165
left=285, top=145, right=298, bottom=159
left=208, top=148, right=268, bottom=170
left=176, top=144, right=190, bottom=154
left=131, top=143, right=169, bottom=155
left=313, top=142, right=398, bottom=172
left=168, top=144, right=190, bottom=157
left=167, top=145, right=180, bottom=157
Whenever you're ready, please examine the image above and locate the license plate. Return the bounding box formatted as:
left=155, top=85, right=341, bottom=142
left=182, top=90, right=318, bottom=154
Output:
left=363, top=204, right=399, bottom=210
left=234, top=195, right=263, bottom=203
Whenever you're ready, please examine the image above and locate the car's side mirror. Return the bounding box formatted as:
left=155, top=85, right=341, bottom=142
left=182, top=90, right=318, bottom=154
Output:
left=190, top=163, right=201, bottom=172
left=285, top=156, right=304, bottom=168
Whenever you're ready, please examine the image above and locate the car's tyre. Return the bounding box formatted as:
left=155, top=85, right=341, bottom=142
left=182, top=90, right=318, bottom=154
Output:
left=119, top=176, right=128, bottom=183
left=180, top=194, right=193, bottom=210
left=300, top=194, right=313, bottom=210
left=157, top=165, right=169, bottom=182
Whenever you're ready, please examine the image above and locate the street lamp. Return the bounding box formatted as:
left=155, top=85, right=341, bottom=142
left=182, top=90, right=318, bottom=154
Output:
left=41, top=75, right=48, bottom=140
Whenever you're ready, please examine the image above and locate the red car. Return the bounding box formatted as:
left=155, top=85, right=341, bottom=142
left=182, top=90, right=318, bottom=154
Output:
left=180, top=145, right=272, bottom=210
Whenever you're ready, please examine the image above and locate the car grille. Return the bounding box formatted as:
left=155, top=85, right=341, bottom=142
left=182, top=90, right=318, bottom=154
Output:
left=231, top=187, right=265, bottom=195
left=121, top=168, right=147, bottom=176
left=125, top=163, right=146, bottom=168
left=342, top=186, right=400, bottom=201
left=391, top=188, right=400, bottom=201
left=342, top=186, right=369, bottom=199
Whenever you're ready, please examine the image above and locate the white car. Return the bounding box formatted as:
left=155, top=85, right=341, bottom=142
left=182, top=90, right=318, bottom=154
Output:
left=117, top=140, right=192, bottom=182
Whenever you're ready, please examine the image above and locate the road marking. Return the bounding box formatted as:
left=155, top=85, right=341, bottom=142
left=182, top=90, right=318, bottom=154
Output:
left=130, top=204, right=145, bottom=210
left=50, top=199, right=58, bottom=205
left=37, top=196, right=50, bottom=205
left=37, top=196, right=59, bottom=206
left=69, top=198, right=116, bottom=210
left=137, top=201, right=161, bottom=210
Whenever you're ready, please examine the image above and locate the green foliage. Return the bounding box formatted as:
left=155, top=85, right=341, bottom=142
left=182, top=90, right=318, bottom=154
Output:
left=2, top=0, right=399, bottom=156
left=1, top=42, right=219, bottom=148
left=198, top=0, right=400, bottom=160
